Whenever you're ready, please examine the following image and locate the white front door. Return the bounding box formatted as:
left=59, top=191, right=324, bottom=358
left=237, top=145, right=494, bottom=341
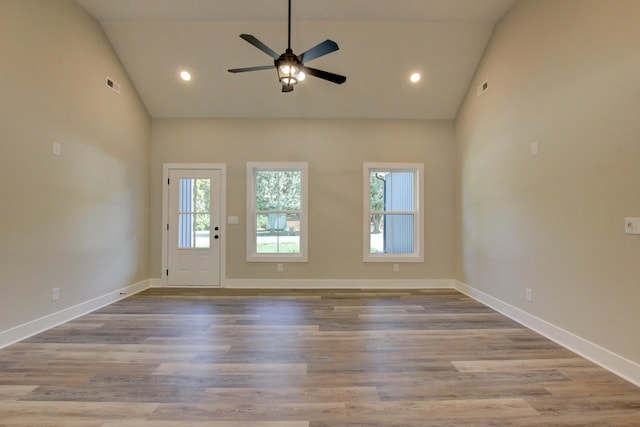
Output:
left=167, top=168, right=221, bottom=286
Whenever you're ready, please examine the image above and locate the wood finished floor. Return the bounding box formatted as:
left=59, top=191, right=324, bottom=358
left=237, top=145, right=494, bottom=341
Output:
left=1, top=288, right=639, bottom=426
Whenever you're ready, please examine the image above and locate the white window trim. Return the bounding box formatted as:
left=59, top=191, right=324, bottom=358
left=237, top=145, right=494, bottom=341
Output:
left=247, top=162, right=308, bottom=262
left=363, top=162, right=424, bottom=263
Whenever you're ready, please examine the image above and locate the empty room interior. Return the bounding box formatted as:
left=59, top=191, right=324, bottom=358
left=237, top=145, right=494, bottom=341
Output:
left=1, top=0, right=640, bottom=425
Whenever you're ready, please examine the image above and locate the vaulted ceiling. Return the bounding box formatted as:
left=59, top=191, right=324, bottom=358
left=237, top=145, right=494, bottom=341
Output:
left=76, top=0, right=516, bottom=119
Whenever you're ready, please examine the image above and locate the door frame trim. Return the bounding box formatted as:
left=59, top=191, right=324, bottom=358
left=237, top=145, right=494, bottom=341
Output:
left=161, top=163, right=227, bottom=286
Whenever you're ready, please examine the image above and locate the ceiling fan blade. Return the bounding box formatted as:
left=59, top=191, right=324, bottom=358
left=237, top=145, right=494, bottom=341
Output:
left=299, top=39, right=339, bottom=63
left=239, top=34, right=280, bottom=60
left=282, top=84, right=294, bottom=93
left=228, top=65, right=274, bottom=73
left=302, top=66, right=347, bottom=85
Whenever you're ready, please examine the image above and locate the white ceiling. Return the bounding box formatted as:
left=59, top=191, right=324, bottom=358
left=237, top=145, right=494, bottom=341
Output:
left=76, top=0, right=516, bottom=119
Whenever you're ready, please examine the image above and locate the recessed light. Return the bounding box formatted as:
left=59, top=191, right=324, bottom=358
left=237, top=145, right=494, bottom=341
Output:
left=410, top=73, right=421, bottom=83
left=180, top=70, right=192, bottom=81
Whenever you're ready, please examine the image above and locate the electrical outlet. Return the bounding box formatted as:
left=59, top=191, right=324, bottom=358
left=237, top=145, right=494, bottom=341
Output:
left=525, top=288, right=532, bottom=302
left=477, top=79, right=488, bottom=96
left=106, top=76, right=121, bottom=93
left=52, top=287, right=60, bottom=301
left=277, top=263, right=284, bottom=272
left=393, top=264, right=400, bottom=273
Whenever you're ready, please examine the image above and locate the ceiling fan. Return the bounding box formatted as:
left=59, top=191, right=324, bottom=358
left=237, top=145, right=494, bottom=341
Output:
left=228, top=0, right=347, bottom=93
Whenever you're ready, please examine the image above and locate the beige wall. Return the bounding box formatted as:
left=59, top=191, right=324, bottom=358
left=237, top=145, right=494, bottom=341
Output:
left=455, top=0, right=640, bottom=363
left=0, top=1, right=150, bottom=332
left=151, top=118, right=455, bottom=280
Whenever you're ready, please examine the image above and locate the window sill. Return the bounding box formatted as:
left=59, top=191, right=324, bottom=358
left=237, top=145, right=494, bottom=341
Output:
left=363, top=254, right=424, bottom=263
left=247, top=255, right=308, bottom=263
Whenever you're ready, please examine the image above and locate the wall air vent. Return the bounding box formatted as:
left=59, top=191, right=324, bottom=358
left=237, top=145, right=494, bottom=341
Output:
left=106, top=77, right=121, bottom=94
left=477, top=79, right=488, bottom=96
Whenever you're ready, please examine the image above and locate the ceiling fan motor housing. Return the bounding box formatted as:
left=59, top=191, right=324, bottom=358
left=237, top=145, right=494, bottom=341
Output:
left=276, top=49, right=303, bottom=86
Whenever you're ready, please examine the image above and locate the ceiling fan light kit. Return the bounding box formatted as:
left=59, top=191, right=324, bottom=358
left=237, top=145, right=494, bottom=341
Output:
left=228, top=0, right=346, bottom=93
left=276, top=49, right=304, bottom=91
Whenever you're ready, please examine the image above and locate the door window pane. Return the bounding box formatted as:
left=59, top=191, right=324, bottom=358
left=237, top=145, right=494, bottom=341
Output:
left=178, top=178, right=211, bottom=249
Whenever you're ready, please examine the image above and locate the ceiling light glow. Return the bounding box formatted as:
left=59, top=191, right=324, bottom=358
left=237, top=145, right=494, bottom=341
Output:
left=410, top=73, right=421, bottom=83
left=180, top=70, right=192, bottom=81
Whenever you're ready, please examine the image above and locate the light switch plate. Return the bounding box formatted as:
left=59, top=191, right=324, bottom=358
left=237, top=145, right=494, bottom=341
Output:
left=227, top=216, right=239, bottom=225
left=625, top=218, right=640, bottom=234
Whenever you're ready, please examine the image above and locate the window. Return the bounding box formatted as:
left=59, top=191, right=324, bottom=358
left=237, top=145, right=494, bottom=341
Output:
left=364, top=163, right=424, bottom=262
left=247, top=162, right=308, bottom=262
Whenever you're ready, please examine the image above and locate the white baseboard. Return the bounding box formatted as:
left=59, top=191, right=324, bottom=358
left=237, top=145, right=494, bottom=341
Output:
left=454, top=280, right=640, bottom=387
left=148, top=278, right=454, bottom=289
left=222, top=278, right=455, bottom=289
left=149, top=278, right=166, bottom=288
left=0, top=279, right=151, bottom=349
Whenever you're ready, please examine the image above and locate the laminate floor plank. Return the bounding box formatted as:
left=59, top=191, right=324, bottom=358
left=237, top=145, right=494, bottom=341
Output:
left=102, top=423, right=309, bottom=427
left=0, top=288, right=638, bottom=426
left=0, top=400, right=158, bottom=424
left=0, top=385, right=38, bottom=399
left=203, top=386, right=380, bottom=403
left=342, top=398, right=540, bottom=421
left=153, top=362, right=308, bottom=376
left=452, top=358, right=592, bottom=372
left=148, top=401, right=346, bottom=422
